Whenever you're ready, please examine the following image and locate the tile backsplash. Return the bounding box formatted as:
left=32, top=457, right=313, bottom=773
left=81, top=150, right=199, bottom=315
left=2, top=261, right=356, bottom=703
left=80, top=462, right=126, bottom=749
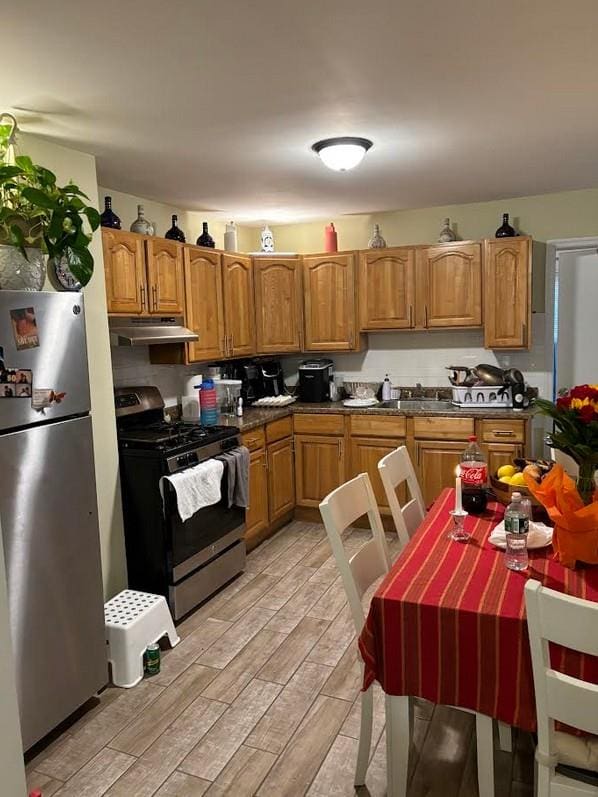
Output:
left=110, top=346, right=204, bottom=407
left=282, top=314, right=550, bottom=397
left=110, top=313, right=550, bottom=407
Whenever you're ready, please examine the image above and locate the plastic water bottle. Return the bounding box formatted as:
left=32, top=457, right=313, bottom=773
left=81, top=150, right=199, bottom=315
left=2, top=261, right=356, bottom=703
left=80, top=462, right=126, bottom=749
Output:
left=460, top=435, right=488, bottom=514
left=199, top=378, right=219, bottom=426
left=504, top=491, right=529, bottom=571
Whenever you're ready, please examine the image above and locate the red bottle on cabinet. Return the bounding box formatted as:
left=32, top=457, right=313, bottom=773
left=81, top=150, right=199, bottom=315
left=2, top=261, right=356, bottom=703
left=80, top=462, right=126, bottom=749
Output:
left=324, top=223, right=338, bottom=252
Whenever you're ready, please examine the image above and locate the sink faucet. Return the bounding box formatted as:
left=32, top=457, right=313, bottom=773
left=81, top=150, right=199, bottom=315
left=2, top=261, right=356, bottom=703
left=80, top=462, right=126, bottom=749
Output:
left=414, top=382, right=424, bottom=398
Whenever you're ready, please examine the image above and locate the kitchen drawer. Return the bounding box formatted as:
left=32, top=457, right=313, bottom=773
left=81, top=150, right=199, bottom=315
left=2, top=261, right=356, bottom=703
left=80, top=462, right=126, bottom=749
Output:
left=293, top=413, right=345, bottom=436
left=242, top=427, right=266, bottom=451
left=350, top=414, right=406, bottom=439
left=413, top=416, right=474, bottom=440
left=265, top=415, right=293, bottom=444
left=480, top=419, right=525, bottom=443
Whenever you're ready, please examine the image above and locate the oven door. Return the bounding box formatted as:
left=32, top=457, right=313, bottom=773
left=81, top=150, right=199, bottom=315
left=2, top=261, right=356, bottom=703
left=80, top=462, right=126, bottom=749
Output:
left=163, top=469, right=245, bottom=583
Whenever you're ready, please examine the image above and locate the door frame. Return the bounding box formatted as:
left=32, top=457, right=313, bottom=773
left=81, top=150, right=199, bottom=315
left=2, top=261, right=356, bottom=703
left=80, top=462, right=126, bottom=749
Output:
left=545, top=236, right=598, bottom=402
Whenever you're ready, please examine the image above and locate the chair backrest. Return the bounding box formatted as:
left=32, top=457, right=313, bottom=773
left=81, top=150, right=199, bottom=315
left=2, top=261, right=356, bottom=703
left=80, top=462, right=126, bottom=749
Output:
left=319, top=473, right=391, bottom=635
left=378, top=445, right=425, bottom=548
left=525, top=580, right=598, bottom=762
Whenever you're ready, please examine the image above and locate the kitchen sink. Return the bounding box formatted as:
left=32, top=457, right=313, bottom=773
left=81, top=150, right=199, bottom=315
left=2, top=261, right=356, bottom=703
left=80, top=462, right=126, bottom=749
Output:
left=377, top=399, right=455, bottom=411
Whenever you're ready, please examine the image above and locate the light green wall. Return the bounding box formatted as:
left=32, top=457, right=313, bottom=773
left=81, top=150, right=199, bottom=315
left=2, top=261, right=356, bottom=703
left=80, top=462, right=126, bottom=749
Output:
left=22, top=135, right=127, bottom=599
left=251, top=188, right=598, bottom=252
left=98, top=187, right=255, bottom=253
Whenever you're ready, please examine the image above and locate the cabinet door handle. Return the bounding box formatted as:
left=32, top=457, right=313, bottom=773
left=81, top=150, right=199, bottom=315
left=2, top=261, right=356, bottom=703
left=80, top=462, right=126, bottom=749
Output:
left=230, top=333, right=234, bottom=355
left=416, top=443, right=420, bottom=466
left=409, top=305, right=413, bottom=327
left=151, top=285, right=158, bottom=311
left=493, top=430, right=515, bottom=437
left=522, top=322, right=528, bottom=344
left=337, top=439, right=343, bottom=459
left=264, top=451, right=269, bottom=470
left=140, top=284, right=146, bottom=310
left=424, top=305, right=429, bottom=327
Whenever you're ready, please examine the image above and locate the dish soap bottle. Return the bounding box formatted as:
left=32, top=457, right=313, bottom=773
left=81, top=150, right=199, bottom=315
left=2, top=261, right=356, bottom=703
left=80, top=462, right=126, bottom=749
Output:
left=382, top=374, right=392, bottom=401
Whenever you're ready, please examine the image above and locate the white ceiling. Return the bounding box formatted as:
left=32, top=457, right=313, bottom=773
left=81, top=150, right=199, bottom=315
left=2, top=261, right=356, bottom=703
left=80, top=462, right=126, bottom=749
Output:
left=4, top=0, right=598, bottom=223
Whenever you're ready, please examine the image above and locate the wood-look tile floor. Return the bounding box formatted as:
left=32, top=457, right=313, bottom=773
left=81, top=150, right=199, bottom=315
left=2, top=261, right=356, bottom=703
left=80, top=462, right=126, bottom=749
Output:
left=26, top=521, right=535, bottom=797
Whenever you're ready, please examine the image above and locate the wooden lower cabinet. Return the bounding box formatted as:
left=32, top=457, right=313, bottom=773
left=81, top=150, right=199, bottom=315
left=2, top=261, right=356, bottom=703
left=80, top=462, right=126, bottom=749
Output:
left=244, top=448, right=269, bottom=546
left=295, top=434, right=345, bottom=508
left=484, top=442, right=524, bottom=477
left=267, top=437, right=295, bottom=522
left=414, top=439, right=464, bottom=506
left=349, top=437, right=406, bottom=513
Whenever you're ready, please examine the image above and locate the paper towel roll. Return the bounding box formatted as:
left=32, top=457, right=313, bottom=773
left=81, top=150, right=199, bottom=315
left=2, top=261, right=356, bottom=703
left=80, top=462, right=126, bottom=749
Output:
left=183, top=374, right=203, bottom=397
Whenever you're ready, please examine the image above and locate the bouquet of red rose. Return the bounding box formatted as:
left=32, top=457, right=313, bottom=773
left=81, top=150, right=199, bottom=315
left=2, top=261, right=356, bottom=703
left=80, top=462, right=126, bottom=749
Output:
left=525, top=386, right=598, bottom=567
left=534, top=385, right=598, bottom=505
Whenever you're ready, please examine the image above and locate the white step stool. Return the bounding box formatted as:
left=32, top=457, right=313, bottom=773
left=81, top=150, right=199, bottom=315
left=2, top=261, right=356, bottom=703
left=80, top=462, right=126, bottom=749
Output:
left=104, top=590, right=180, bottom=688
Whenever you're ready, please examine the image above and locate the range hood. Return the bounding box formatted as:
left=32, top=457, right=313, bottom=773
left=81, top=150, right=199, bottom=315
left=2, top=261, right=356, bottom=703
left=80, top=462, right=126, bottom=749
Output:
left=109, top=316, right=198, bottom=346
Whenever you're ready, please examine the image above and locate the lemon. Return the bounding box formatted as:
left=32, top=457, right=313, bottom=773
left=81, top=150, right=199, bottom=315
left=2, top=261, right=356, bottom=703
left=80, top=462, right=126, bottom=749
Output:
left=510, top=472, right=526, bottom=486
left=497, top=464, right=517, bottom=479
left=499, top=476, right=513, bottom=484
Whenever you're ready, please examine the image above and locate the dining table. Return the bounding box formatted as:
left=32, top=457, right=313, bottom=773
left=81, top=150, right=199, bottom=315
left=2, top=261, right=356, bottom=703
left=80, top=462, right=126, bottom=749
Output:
left=358, top=487, right=598, bottom=795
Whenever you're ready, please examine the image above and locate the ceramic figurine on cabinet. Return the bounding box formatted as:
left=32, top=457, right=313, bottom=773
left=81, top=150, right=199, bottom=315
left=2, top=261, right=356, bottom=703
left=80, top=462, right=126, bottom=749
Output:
left=224, top=221, right=238, bottom=251
left=368, top=224, right=386, bottom=248
left=130, top=204, right=153, bottom=235
left=438, top=217, right=456, bottom=242
left=261, top=225, right=274, bottom=252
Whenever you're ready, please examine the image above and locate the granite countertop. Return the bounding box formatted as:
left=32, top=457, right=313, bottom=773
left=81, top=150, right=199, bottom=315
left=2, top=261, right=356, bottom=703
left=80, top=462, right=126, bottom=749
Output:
left=217, top=400, right=534, bottom=432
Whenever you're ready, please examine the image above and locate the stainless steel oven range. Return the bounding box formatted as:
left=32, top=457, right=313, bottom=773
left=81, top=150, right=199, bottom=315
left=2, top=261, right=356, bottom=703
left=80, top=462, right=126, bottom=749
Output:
left=115, top=385, right=246, bottom=620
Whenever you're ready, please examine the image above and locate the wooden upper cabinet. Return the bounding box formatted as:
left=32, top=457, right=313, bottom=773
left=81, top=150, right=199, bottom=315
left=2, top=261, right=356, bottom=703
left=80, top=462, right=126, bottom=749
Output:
left=145, top=239, right=185, bottom=315
left=254, top=257, right=302, bottom=354
left=420, top=243, right=482, bottom=327
left=484, top=237, right=532, bottom=349
left=359, top=248, right=416, bottom=330
left=184, top=246, right=225, bottom=362
left=222, top=254, right=255, bottom=357
left=302, top=252, right=357, bottom=351
left=102, top=229, right=146, bottom=314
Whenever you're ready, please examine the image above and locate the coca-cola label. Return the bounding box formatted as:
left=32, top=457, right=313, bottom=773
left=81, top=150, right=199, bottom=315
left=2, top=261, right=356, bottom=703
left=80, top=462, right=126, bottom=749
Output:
left=461, top=464, right=487, bottom=486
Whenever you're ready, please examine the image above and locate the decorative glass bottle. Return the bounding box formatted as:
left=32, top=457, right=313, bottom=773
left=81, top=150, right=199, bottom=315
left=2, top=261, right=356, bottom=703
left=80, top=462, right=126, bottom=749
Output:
left=368, top=224, right=386, bottom=248
left=438, top=217, right=456, bottom=242
left=130, top=204, right=153, bottom=235
left=261, top=225, right=274, bottom=253
left=100, top=196, right=121, bottom=229
left=224, top=221, right=238, bottom=251
left=165, top=214, right=186, bottom=242
left=196, top=222, right=215, bottom=248
left=495, top=213, right=516, bottom=238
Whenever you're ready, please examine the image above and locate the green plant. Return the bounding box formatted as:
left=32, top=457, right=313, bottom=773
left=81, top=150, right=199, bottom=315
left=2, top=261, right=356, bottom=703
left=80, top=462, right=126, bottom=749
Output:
left=0, top=126, right=100, bottom=286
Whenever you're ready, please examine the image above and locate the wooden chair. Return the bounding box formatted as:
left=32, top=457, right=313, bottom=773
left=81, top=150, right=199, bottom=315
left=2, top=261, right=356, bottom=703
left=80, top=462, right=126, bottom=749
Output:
left=378, top=445, right=425, bottom=548
left=319, top=473, right=391, bottom=788
left=320, top=473, right=496, bottom=795
left=525, top=580, right=598, bottom=795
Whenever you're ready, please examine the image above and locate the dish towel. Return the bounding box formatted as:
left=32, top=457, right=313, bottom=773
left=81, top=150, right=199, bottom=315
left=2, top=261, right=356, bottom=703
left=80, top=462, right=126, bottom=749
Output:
left=217, top=446, right=250, bottom=508
left=160, top=458, right=224, bottom=522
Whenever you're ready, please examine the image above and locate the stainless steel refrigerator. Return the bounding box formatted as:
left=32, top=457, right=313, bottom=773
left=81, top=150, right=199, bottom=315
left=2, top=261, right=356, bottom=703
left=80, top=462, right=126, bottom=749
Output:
left=0, top=290, right=106, bottom=751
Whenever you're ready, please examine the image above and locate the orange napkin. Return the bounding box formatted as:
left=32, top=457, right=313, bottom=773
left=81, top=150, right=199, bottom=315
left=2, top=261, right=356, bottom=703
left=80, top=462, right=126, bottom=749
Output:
left=524, top=464, right=598, bottom=568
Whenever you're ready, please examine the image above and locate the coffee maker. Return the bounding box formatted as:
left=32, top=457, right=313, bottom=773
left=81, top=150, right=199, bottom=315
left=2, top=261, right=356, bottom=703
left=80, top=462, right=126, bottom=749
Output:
left=222, top=360, right=264, bottom=405
left=260, top=360, right=286, bottom=397
left=298, top=359, right=334, bottom=402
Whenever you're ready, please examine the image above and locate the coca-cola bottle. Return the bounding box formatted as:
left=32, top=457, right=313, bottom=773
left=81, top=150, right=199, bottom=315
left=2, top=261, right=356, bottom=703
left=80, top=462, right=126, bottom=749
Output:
left=460, top=435, right=488, bottom=514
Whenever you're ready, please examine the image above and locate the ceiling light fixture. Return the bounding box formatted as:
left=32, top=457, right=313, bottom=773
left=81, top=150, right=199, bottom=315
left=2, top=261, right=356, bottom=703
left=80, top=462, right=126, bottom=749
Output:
left=311, top=137, right=373, bottom=172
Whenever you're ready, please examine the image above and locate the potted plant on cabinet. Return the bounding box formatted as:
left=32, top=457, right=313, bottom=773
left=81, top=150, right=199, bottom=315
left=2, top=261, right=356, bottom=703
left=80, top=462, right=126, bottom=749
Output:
left=0, top=114, right=100, bottom=290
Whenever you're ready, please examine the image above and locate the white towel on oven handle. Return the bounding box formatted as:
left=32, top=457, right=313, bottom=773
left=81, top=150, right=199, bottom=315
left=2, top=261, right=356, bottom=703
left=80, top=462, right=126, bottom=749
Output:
left=159, top=458, right=224, bottom=522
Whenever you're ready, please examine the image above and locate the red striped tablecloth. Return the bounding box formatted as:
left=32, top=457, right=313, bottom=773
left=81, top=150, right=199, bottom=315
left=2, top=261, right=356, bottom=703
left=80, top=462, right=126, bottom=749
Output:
left=358, top=488, right=598, bottom=731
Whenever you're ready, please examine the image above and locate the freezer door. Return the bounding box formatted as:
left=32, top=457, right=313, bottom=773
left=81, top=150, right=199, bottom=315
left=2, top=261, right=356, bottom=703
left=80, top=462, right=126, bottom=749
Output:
left=0, top=415, right=107, bottom=750
left=0, top=290, right=90, bottom=431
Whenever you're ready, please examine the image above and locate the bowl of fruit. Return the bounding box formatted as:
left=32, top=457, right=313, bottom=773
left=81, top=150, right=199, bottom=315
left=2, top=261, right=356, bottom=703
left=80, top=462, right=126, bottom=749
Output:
left=490, top=458, right=554, bottom=514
